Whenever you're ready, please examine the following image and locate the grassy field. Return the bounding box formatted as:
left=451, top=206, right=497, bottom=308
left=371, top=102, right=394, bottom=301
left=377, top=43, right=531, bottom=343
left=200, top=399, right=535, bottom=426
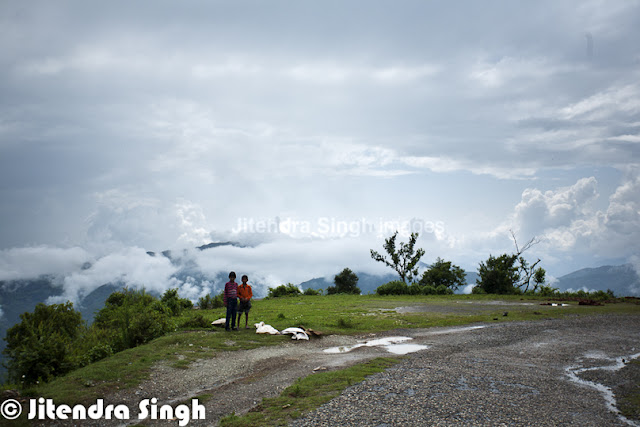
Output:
left=8, top=294, right=639, bottom=425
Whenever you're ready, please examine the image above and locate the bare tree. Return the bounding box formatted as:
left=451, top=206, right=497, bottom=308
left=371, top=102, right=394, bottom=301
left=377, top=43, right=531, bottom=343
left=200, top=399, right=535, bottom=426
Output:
left=510, top=230, right=543, bottom=292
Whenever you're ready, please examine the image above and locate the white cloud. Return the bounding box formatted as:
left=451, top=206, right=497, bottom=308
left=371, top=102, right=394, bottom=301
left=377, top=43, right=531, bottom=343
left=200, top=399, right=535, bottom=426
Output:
left=47, top=247, right=179, bottom=304
left=506, top=172, right=640, bottom=268
left=0, top=246, right=91, bottom=281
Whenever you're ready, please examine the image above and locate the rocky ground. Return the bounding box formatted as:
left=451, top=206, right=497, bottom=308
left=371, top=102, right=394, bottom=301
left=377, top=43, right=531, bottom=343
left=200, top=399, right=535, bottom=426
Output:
left=33, top=311, right=640, bottom=426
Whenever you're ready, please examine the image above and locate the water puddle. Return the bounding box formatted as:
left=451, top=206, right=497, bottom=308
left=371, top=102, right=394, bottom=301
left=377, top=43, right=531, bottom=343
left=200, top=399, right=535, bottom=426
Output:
left=423, top=325, right=486, bottom=335
left=566, top=351, right=640, bottom=426
left=323, top=336, right=429, bottom=355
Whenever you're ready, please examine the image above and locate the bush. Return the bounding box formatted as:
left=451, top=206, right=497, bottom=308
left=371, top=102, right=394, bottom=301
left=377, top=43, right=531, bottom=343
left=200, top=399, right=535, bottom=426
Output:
left=3, top=302, right=84, bottom=385
left=268, top=283, right=302, bottom=298
left=436, top=284, right=454, bottom=295
left=93, top=288, right=174, bottom=352
left=471, top=286, right=486, bottom=294
left=408, top=283, right=423, bottom=295
left=198, top=292, right=224, bottom=309
left=161, top=288, right=193, bottom=316
left=180, top=314, right=211, bottom=329
left=303, top=287, right=322, bottom=296
left=422, top=285, right=438, bottom=295
left=376, top=280, right=409, bottom=296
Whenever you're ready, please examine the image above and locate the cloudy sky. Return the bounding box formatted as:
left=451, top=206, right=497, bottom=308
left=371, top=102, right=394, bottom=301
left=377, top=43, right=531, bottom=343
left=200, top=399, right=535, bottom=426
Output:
left=1, top=1, right=639, bottom=299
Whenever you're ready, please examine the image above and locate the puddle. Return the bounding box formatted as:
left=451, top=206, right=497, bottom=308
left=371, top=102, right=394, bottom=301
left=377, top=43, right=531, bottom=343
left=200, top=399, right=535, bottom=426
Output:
left=566, top=351, right=640, bottom=426
left=423, top=325, right=486, bottom=335
left=324, top=336, right=429, bottom=355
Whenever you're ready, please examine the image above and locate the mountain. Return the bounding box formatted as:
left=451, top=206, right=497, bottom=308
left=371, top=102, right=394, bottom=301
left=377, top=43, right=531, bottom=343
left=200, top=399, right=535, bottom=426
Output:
left=299, top=270, right=481, bottom=294
left=299, top=272, right=398, bottom=295
left=553, top=264, right=640, bottom=296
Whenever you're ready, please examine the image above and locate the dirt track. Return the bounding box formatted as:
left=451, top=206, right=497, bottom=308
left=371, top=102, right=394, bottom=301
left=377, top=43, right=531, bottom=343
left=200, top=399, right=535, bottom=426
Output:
left=39, top=313, right=640, bottom=426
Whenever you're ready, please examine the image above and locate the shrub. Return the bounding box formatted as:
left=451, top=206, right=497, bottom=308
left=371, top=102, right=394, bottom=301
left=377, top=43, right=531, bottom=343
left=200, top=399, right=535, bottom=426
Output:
left=435, top=285, right=454, bottom=295
left=268, top=283, right=302, bottom=298
left=93, top=288, right=174, bottom=352
left=3, top=302, right=84, bottom=385
left=161, top=288, right=193, bottom=316
left=198, top=292, right=224, bottom=309
left=303, top=287, right=322, bottom=296
left=180, top=314, right=211, bottom=329
left=422, top=285, right=438, bottom=295
left=408, top=283, right=423, bottom=295
left=471, top=286, right=486, bottom=294
left=376, top=280, right=410, bottom=295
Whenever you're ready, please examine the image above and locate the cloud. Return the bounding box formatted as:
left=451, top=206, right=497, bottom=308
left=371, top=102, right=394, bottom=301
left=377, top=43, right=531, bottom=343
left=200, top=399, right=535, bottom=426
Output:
left=507, top=172, right=640, bottom=268
left=47, top=246, right=179, bottom=304
left=0, top=246, right=91, bottom=281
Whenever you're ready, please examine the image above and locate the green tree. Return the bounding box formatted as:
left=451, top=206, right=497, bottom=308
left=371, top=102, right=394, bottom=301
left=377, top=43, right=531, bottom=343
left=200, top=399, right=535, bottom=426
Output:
left=475, top=231, right=545, bottom=294
left=370, top=231, right=425, bottom=283
left=327, top=268, right=361, bottom=295
left=93, top=288, right=174, bottom=351
left=419, top=257, right=466, bottom=291
left=3, top=302, right=84, bottom=384
left=475, top=254, right=520, bottom=294
left=160, top=288, right=192, bottom=316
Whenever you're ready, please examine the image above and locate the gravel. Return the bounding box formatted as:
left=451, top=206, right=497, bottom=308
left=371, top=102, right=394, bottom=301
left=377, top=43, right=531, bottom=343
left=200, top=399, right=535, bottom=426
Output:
left=38, top=314, right=640, bottom=426
left=292, top=315, right=640, bottom=427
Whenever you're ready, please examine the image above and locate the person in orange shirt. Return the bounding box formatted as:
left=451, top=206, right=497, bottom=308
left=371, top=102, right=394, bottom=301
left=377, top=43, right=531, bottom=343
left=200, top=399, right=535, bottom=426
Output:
left=237, top=274, right=253, bottom=329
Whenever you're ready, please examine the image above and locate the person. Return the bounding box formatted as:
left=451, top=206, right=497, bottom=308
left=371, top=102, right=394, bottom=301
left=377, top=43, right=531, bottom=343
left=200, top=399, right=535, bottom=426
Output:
left=236, top=274, right=253, bottom=329
left=224, top=271, right=238, bottom=331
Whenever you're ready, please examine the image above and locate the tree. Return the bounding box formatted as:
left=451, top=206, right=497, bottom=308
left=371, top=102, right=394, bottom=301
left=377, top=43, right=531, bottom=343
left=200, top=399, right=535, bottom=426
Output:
left=370, top=231, right=426, bottom=283
left=474, top=231, right=544, bottom=294
left=93, top=288, right=174, bottom=352
left=328, top=268, right=361, bottom=295
left=161, top=288, right=193, bottom=316
left=475, top=254, right=520, bottom=294
left=419, top=258, right=466, bottom=291
left=510, top=230, right=542, bottom=292
left=3, top=302, right=84, bottom=384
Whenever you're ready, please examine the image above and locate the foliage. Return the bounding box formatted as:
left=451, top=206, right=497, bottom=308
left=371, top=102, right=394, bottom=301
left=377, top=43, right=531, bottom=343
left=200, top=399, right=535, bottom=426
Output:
left=377, top=279, right=455, bottom=296
left=475, top=253, right=521, bottom=294
left=179, top=314, right=211, bottom=328
left=160, top=288, right=193, bottom=316
left=268, top=283, right=302, bottom=298
left=93, top=288, right=174, bottom=352
left=376, top=280, right=410, bottom=295
left=370, top=231, right=426, bottom=283
left=327, top=268, right=361, bottom=295
left=303, top=287, right=322, bottom=296
left=198, top=292, right=224, bottom=309
left=419, top=257, right=466, bottom=291
left=2, top=302, right=84, bottom=385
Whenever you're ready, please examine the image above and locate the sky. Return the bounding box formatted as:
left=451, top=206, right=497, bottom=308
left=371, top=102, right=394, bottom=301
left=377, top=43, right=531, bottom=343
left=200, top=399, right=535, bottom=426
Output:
left=1, top=1, right=639, bottom=301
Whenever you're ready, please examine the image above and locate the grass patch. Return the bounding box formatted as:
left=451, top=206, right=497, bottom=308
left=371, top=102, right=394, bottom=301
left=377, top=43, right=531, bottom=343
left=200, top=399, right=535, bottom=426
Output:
left=219, top=357, right=399, bottom=426
left=617, top=359, right=640, bottom=422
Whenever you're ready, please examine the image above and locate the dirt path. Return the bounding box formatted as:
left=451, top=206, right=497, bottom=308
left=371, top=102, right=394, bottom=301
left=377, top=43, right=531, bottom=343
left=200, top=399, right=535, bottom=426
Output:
left=40, top=313, right=640, bottom=426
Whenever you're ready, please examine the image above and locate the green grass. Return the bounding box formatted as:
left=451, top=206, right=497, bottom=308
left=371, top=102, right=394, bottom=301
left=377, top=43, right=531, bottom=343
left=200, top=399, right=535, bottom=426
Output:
left=219, top=357, right=399, bottom=426
left=618, top=359, right=640, bottom=423
left=13, top=294, right=639, bottom=424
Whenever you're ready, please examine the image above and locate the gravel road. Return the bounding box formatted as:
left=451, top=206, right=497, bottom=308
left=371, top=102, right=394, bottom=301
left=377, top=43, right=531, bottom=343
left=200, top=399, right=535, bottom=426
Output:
left=35, top=313, right=639, bottom=426
left=292, top=314, right=640, bottom=427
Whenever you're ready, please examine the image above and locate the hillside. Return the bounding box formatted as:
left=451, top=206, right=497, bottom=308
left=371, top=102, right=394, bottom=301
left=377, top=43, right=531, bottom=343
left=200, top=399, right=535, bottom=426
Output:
left=554, top=264, right=640, bottom=296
